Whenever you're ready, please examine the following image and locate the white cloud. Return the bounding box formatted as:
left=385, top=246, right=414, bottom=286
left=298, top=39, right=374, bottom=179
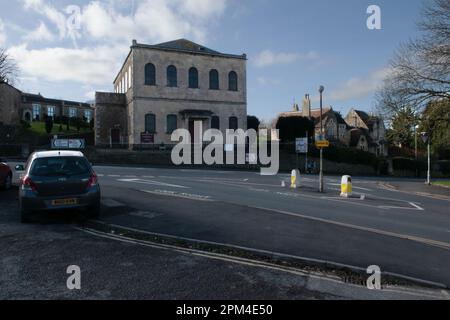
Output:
left=0, top=18, right=6, bottom=46
left=23, top=21, right=55, bottom=42
left=8, top=44, right=128, bottom=85
left=22, top=0, right=68, bottom=39
left=80, top=0, right=226, bottom=43
left=13, top=0, right=229, bottom=98
left=329, top=68, right=391, bottom=102
left=254, top=50, right=319, bottom=67
left=257, top=77, right=280, bottom=86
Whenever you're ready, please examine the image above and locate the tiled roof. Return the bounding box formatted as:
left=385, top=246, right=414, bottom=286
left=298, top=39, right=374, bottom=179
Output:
left=21, top=92, right=92, bottom=108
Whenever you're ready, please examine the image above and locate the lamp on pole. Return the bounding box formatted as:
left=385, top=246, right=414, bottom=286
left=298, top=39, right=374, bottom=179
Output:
left=420, top=132, right=431, bottom=185
left=414, top=124, right=419, bottom=177
left=319, top=85, right=324, bottom=193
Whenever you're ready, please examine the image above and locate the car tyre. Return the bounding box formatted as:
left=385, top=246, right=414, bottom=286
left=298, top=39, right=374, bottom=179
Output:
left=4, top=174, right=12, bottom=190
left=88, top=201, right=101, bottom=219
left=20, top=208, right=31, bottom=223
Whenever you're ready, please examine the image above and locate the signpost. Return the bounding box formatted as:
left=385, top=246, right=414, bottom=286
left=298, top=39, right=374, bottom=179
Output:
left=296, top=136, right=309, bottom=173
left=315, top=140, right=330, bottom=148
left=295, top=138, right=308, bottom=154
left=140, top=133, right=155, bottom=144
left=51, top=138, right=85, bottom=150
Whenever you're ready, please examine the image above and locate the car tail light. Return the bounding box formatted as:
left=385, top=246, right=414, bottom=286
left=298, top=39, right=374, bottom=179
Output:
left=22, top=176, right=37, bottom=192
left=87, top=172, right=98, bottom=188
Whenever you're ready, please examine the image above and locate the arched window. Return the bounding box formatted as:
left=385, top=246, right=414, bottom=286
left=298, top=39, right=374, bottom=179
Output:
left=166, top=114, right=177, bottom=134
left=229, top=116, right=238, bottom=130
left=145, top=63, right=156, bottom=86
left=145, top=113, right=156, bottom=133
left=209, top=69, right=219, bottom=90
left=211, top=116, right=220, bottom=130
left=189, top=67, right=199, bottom=89
left=228, top=71, right=238, bottom=91
left=167, top=65, right=177, bottom=87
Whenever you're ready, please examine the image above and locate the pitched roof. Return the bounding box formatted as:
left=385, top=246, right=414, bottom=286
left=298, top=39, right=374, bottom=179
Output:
left=349, top=128, right=377, bottom=147
left=310, top=107, right=331, bottom=119
left=154, top=39, right=221, bottom=55
left=133, top=39, right=246, bottom=60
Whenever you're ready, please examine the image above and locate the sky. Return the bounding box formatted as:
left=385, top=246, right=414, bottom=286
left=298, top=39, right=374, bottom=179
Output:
left=0, top=0, right=427, bottom=121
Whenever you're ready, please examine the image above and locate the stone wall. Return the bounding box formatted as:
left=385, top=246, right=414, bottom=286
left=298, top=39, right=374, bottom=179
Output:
left=94, top=92, right=128, bottom=146
left=0, top=83, right=21, bottom=126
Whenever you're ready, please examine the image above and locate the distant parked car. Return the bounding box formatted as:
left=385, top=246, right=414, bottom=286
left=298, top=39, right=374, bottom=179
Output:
left=17, top=150, right=101, bottom=223
left=0, top=159, right=12, bottom=190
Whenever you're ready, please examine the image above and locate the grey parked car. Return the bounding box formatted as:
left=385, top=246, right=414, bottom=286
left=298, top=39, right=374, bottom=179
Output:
left=17, top=150, right=101, bottom=223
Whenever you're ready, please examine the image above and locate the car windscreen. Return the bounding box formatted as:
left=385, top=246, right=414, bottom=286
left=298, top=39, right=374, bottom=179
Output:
left=30, top=157, right=91, bottom=177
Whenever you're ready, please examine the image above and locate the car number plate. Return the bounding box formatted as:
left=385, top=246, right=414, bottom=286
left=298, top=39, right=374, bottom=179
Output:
left=52, top=198, right=77, bottom=206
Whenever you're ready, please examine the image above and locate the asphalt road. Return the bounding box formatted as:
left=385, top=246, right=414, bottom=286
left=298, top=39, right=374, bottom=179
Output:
left=3, top=163, right=450, bottom=299
left=85, top=166, right=450, bottom=287
left=0, top=187, right=346, bottom=300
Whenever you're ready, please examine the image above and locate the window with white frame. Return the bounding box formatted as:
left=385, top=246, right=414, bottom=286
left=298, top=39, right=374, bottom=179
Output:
left=128, top=66, right=132, bottom=89
left=47, top=106, right=55, bottom=118
left=32, top=103, right=41, bottom=120
left=84, top=110, right=92, bottom=123
left=69, top=107, right=77, bottom=118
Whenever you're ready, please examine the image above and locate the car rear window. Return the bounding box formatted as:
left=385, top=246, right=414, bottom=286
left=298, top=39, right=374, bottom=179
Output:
left=30, top=157, right=91, bottom=177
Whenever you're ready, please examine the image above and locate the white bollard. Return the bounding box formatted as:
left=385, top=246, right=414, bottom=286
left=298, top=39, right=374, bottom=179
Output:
left=340, top=175, right=352, bottom=198
left=291, top=169, right=300, bottom=189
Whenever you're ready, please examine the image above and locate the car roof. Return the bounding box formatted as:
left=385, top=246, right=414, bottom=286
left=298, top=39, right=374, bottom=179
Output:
left=31, top=150, right=85, bottom=159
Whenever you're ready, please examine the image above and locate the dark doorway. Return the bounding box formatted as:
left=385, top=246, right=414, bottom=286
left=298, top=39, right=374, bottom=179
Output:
left=111, top=128, right=121, bottom=146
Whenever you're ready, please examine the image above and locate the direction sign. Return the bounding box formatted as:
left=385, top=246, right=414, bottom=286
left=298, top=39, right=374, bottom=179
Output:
left=295, top=138, right=308, bottom=154
left=315, top=140, right=330, bottom=148
left=52, top=139, right=85, bottom=149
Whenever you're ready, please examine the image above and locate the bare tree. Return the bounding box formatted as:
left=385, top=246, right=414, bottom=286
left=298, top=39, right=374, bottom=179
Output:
left=377, top=0, right=450, bottom=118
left=0, top=48, right=18, bottom=84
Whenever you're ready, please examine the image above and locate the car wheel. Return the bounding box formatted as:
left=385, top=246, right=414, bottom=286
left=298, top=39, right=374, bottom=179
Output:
left=4, top=174, right=12, bottom=190
left=88, top=202, right=101, bottom=219
left=20, top=208, right=31, bottom=223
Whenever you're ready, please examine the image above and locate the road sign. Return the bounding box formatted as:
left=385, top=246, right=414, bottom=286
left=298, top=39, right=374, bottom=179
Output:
left=315, top=140, right=330, bottom=148
left=52, top=139, right=85, bottom=149
left=295, top=138, right=308, bottom=154
left=141, top=133, right=154, bottom=144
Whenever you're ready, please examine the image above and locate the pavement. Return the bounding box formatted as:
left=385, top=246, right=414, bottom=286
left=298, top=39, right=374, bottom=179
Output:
left=3, top=162, right=450, bottom=299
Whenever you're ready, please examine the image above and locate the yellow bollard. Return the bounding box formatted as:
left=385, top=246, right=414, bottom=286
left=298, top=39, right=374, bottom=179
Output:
left=340, top=175, right=352, bottom=197
left=291, top=169, right=300, bottom=189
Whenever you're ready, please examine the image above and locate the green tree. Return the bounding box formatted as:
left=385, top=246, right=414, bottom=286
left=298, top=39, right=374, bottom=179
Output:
left=420, top=99, right=450, bottom=159
left=45, top=115, right=54, bottom=134
left=247, top=115, right=260, bottom=131
left=386, top=107, right=417, bottom=149
left=276, top=116, right=314, bottom=142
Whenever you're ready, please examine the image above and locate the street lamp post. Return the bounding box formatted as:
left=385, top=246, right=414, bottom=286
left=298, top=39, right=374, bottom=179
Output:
left=319, top=85, right=324, bottom=193
left=421, top=132, right=431, bottom=185
left=414, top=124, right=419, bottom=177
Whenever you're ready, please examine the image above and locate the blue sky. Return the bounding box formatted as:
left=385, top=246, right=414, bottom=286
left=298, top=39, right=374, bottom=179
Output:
left=0, top=0, right=426, bottom=121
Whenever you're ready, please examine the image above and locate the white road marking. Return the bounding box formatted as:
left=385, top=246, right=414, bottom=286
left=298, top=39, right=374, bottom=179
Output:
left=378, top=202, right=424, bottom=211
left=327, top=183, right=373, bottom=191
left=141, top=189, right=213, bottom=201
left=118, top=178, right=189, bottom=189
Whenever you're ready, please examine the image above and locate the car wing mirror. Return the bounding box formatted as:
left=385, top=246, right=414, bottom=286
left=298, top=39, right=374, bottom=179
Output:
left=15, top=164, right=25, bottom=171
